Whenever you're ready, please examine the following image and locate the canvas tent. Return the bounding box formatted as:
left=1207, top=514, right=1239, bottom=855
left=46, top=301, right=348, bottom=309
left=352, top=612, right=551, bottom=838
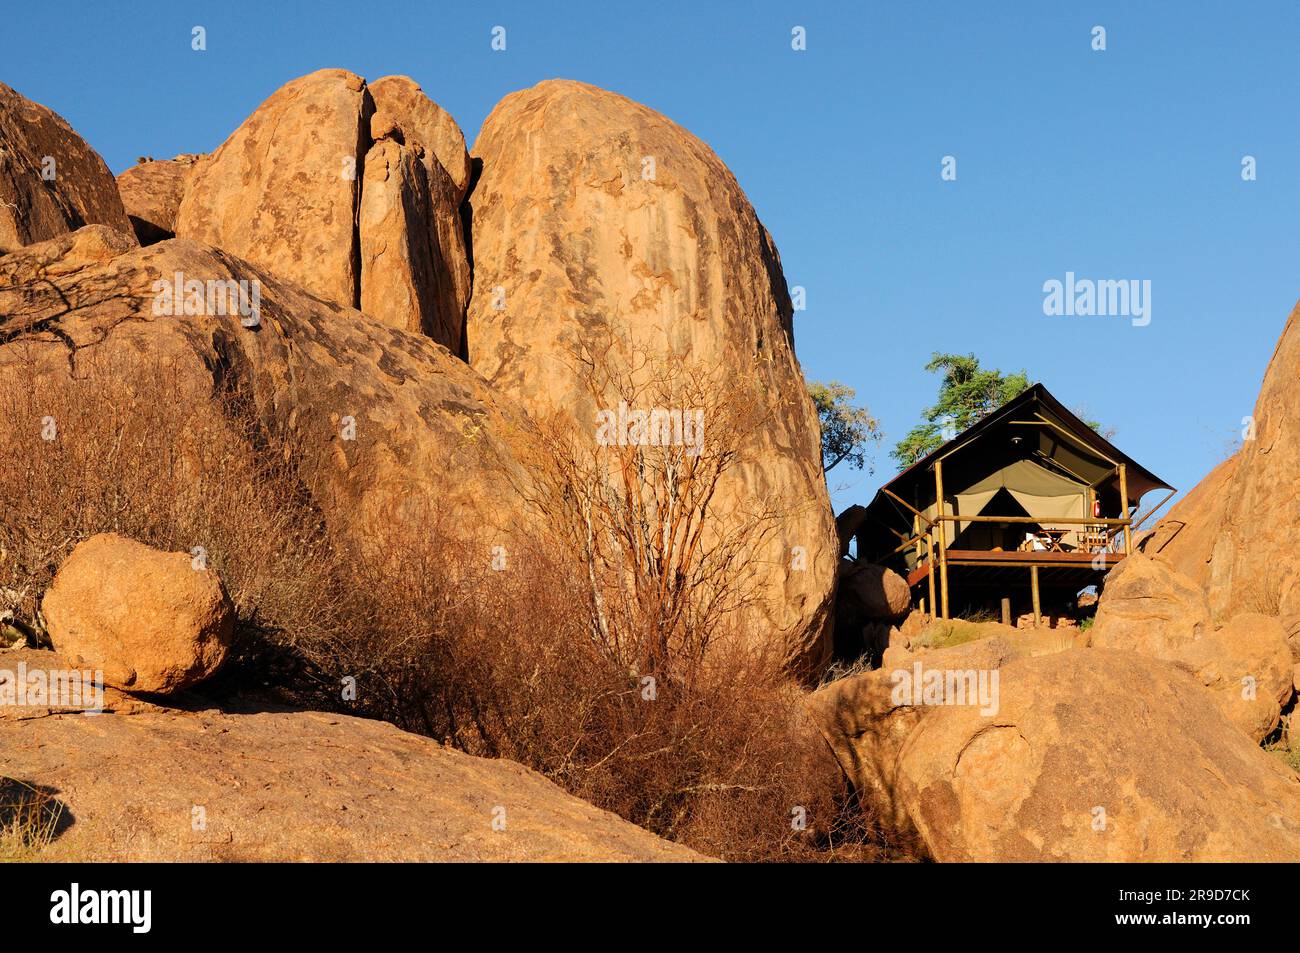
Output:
left=854, top=383, right=1174, bottom=617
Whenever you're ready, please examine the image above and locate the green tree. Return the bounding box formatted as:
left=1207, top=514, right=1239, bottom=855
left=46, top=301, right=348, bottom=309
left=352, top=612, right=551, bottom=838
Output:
left=891, top=353, right=1030, bottom=468
left=808, top=380, right=881, bottom=474
left=890, top=353, right=1112, bottom=469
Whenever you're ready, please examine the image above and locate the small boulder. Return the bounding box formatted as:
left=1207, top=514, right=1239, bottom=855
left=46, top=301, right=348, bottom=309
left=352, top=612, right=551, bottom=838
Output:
left=835, top=505, right=868, bottom=559
left=115, top=155, right=201, bottom=245
left=41, top=533, right=234, bottom=694
left=838, top=560, right=911, bottom=620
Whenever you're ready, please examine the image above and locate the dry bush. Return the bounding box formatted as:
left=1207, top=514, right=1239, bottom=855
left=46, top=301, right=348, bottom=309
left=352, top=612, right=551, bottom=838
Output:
left=344, top=523, right=888, bottom=861
left=528, top=336, right=795, bottom=676
left=322, top=336, right=893, bottom=861
left=0, top=779, right=65, bottom=862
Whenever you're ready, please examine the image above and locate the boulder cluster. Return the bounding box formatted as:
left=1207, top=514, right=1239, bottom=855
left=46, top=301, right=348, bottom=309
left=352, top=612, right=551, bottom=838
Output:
left=0, top=70, right=836, bottom=676
left=0, top=70, right=832, bottom=861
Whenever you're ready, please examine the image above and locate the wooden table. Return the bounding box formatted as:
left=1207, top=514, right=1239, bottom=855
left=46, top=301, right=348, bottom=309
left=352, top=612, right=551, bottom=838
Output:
left=1038, top=528, right=1070, bottom=552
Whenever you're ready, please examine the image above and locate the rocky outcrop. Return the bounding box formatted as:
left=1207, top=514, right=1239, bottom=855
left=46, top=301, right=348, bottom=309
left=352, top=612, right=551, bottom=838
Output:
left=362, top=75, right=472, bottom=345
left=1141, top=301, right=1300, bottom=622
left=0, top=702, right=706, bottom=861
left=41, top=534, right=234, bottom=694
left=1142, top=452, right=1238, bottom=590
left=1091, top=556, right=1295, bottom=742
left=115, top=155, right=201, bottom=245
left=0, top=81, right=134, bottom=253
left=466, top=79, right=836, bottom=672
left=174, top=70, right=470, bottom=353
left=1089, top=553, right=1209, bottom=655
left=808, top=645, right=1300, bottom=861
left=1209, top=302, right=1300, bottom=619
left=0, top=226, right=541, bottom=553
left=833, top=560, right=912, bottom=662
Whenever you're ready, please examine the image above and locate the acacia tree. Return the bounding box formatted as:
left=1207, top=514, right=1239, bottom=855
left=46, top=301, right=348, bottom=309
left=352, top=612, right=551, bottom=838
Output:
left=890, top=353, right=1112, bottom=468
left=891, top=353, right=1030, bottom=468
left=808, top=380, right=881, bottom=474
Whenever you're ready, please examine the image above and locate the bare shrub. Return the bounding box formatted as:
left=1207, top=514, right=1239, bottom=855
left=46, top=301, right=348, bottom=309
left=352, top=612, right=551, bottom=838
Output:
left=322, top=333, right=894, bottom=861
left=0, top=779, right=65, bottom=862
left=343, top=524, right=889, bottom=861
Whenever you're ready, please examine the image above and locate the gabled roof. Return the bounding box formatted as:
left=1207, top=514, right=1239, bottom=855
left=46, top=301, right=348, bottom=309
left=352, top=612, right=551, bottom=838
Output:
left=889, top=383, right=1169, bottom=499
left=857, top=383, right=1173, bottom=561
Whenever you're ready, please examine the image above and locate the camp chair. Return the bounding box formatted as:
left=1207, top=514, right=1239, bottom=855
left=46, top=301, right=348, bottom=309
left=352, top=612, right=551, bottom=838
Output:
left=1081, top=524, right=1110, bottom=553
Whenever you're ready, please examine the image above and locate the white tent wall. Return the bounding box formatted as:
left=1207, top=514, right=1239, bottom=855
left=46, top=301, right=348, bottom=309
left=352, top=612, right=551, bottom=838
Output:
left=921, top=459, right=1089, bottom=549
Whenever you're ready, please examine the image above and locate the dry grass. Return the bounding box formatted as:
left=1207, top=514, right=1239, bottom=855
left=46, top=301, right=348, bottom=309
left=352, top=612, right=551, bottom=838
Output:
left=0, top=781, right=64, bottom=862
left=1265, top=743, right=1300, bottom=775
left=916, top=618, right=1000, bottom=652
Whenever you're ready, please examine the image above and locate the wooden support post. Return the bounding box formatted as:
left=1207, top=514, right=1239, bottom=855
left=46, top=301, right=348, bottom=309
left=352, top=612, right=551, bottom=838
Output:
left=926, top=532, right=938, bottom=622
left=1118, top=463, right=1132, bottom=555
left=1030, top=565, right=1041, bottom=628
left=935, top=461, right=949, bottom=620
left=1000, top=597, right=1011, bottom=627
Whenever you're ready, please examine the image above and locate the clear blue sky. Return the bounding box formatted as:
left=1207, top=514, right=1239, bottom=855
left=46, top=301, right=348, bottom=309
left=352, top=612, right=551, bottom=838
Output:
left=5, top=1, right=1297, bottom=514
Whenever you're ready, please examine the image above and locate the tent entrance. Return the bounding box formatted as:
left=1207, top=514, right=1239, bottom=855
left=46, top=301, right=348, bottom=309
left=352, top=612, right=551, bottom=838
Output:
left=950, top=487, right=1034, bottom=551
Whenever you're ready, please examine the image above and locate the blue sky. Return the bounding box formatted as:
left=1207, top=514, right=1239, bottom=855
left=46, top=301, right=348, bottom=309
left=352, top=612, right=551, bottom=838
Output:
left=5, top=1, right=1296, bottom=514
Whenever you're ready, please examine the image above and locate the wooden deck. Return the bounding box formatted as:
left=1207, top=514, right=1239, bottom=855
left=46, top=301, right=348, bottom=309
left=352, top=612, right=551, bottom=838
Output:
left=906, top=549, right=1124, bottom=586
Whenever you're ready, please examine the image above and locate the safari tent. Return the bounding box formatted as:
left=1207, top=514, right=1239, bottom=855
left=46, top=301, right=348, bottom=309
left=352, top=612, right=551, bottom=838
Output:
left=853, top=384, right=1175, bottom=623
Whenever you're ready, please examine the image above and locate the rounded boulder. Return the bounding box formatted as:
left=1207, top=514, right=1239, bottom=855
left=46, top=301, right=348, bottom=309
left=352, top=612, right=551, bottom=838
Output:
left=41, top=533, right=234, bottom=694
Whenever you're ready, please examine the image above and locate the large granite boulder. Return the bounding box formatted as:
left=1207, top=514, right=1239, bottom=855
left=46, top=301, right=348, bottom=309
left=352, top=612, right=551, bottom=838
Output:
left=808, top=644, right=1300, bottom=861
left=0, top=226, right=541, bottom=553
left=1091, top=555, right=1295, bottom=742
left=465, top=79, right=836, bottom=672
left=175, top=70, right=470, bottom=352
left=1212, top=303, right=1300, bottom=621
left=1090, top=553, right=1210, bottom=655
left=1167, top=612, right=1294, bottom=743
left=0, top=81, right=134, bottom=253
left=1155, top=301, right=1300, bottom=621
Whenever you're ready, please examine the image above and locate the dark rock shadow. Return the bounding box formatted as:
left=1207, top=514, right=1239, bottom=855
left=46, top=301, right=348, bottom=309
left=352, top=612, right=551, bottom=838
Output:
left=166, top=621, right=349, bottom=716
